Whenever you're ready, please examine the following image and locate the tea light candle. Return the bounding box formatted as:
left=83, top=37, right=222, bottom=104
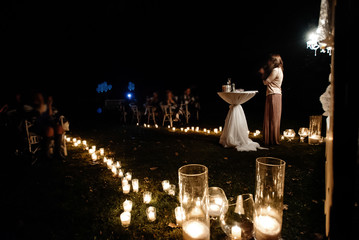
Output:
left=66, top=137, right=71, bottom=142
left=76, top=140, right=81, bottom=145
left=207, top=130, right=210, bottom=134
left=180, top=127, right=184, bottom=131
left=72, top=138, right=77, bottom=143
left=219, top=126, right=222, bottom=131
left=144, top=123, right=147, bottom=127
left=143, top=191, right=152, bottom=204
left=99, top=148, right=104, bottom=156
left=82, top=140, right=87, bottom=146
left=281, top=136, right=284, bottom=140
left=191, top=126, right=195, bottom=131
left=122, top=183, right=130, bottom=194
left=74, top=142, right=79, bottom=147
left=155, top=124, right=158, bottom=128
left=89, top=148, right=95, bottom=154
left=231, top=225, right=242, bottom=239
left=203, top=128, right=207, bottom=132
left=254, top=215, right=281, bottom=240
left=168, top=125, right=171, bottom=129
left=91, top=153, right=97, bottom=161
left=123, top=199, right=133, bottom=212
left=214, top=128, right=218, bottom=134
left=120, top=212, right=131, bottom=227
left=172, top=127, right=176, bottom=131
left=118, top=169, right=124, bottom=178
left=146, top=206, right=156, bottom=222
left=183, top=220, right=210, bottom=240
left=208, top=203, right=221, bottom=217
left=132, top=179, right=139, bottom=192
left=162, top=180, right=170, bottom=191
left=168, top=184, right=176, bottom=196
left=125, top=172, right=132, bottom=181
left=91, top=145, right=96, bottom=151
left=175, top=206, right=185, bottom=226
left=195, top=127, right=199, bottom=132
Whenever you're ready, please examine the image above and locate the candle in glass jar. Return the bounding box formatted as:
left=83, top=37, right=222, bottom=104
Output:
left=183, top=220, right=210, bottom=240
left=72, top=138, right=77, bottom=143
left=231, top=225, right=242, bottom=239
left=89, top=148, right=95, bottom=154
left=120, top=212, right=131, bottom=227
left=99, top=148, right=104, bottom=156
left=168, top=184, right=176, bottom=196
left=125, top=172, right=132, bottom=181
left=162, top=180, right=170, bottom=191
left=111, top=166, right=117, bottom=176
left=118, top=169, right=124, bottom=178
left=219, top=126, right=222, bottom=132
left=254, top=215, right=281, bottom=240
left=66, top=137, right=71, bottom=142
left=143, top=191, right=152, bottom=204
left=91, top=145, right=96, bottom=151
left=132, top=179, right=139, bottom=192
left=123, top=199, right=133, bottom=212
left=74, top=142, right=79, bottom=147
left=214, top=128, right=218, bottom=134
left=175, top=206, right=185, bottom=226
left=91, top=153, right=97, bottom=161
left=116, top=161, right=121, bottom=168
left=122, top=178, right=128, bottom=186
left=82, top=140, right=87, bottom=146
left=122, top=184, right=130, bottom=194
left=146, top=206, right=156, bottom=222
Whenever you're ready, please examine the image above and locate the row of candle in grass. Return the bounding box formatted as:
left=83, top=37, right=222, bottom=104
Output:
left=161, top=180, right=176, bottom=196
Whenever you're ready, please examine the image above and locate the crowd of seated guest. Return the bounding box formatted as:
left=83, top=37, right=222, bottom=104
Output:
left=142, top=88, right=200, bottom=124
left=0, top=91, right=68, bottom=160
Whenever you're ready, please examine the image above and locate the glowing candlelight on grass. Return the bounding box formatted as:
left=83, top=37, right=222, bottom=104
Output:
left=76, top=140, right=81, bottom=145
left=120, top=212, right=131, bottom=227
left=122, top=183, right=130, bottom=194
left=162, top=180, right=170, bottom=191
left=255, top=130, right=260, bottom=135
left=219, top=126, right=222, bottom=131
left=66, top=137, right=71, bottom=142
left=191, top=126, right=195, bottom=131
left=111, top=166, right=117, bottom=176
left=195, top=127, right=199, bottom=132
left=185, top=129, right=189, bottom=133
left=91, top=153, right=97, bottom=161
left=172, top=127, right=176, bottom=131
left=82, top=140, right=87, bottom=146
left=89, top=148, right=95, bottom=154
left=168, top=125, right=171, bottom=128
left=144, top=123, right=147, bottom=127
left=203, top=128, right=207, bottom=132
left=74, top=142, right=79, bottom=147
left=175, top=206, right=185, bottom=226
left=125, top=172, right=132, bottom=181
left=103, top=157, right=108, bottom=163
left=181, top=127, right=184, bottom=131
left=99, top=148, right=104, bottom=156
left=168, top=184, right=176, bottom=196
left=281, top=135, right=284, bottom=140
left=231, top=225, right=242, bottom=239
left=136, top=122, right=139, bottom=126
left=106, top=159, right=113, bottom=167
left=143, top=191, right=152, bottom=204
left=122, top=178, right=128, bottom=186
left=123, top=199, right=133, bottom=212
left=214, top=128, right=218, bottom=134
left=155, top=124, right=158, bottom=128
left=132, top=179, right=139, bottom=192
left=118, top=169, right=124, bottom=178
left=92, top=145, right=96, bottom=151
left=116, top=161, right=121, bottom=168
left=183, top=220, right=210, bottom=240
left=146, top=206, right=156, bottom=222
left=72, top=138, right=77, bottom=143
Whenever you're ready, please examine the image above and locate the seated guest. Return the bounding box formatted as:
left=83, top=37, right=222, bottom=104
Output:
left=28, top=92, right=65, bottom=159
left=162, top=90, right=181, bottom=121
left=179, top=88, right=200, bottom=122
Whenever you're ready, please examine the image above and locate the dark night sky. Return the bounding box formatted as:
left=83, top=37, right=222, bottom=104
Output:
left=1, top=0, right=331, bottom=124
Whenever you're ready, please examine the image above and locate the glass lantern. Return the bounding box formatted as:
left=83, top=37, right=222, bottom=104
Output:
left=253, top=157, right=286, bottom=240
left=308, top=115, right=322, bottom=145
left=179, top=164, right=210, bottom=240
left=298, top=127, right=309, bottom=142
left=283, top=129, right=295, bottom=141
left=208, top=187, right=228, bottom=219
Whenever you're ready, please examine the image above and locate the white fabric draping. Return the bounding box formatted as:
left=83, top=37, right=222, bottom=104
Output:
left=218, top=91, right=265, bottom=151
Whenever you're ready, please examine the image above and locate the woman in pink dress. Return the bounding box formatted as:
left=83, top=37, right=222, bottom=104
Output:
left=260, top=54, right=284, bottom=145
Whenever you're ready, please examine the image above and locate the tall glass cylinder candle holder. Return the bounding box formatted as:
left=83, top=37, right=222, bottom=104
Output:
left=308, top=115, right=322, bottom=145
left=179, top=164, right=210, bottom=240
left=254, top=157, right=286, bottom=240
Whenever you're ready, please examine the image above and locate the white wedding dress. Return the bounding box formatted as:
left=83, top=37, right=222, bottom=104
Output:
left=218, top=91, right=264, bottom=151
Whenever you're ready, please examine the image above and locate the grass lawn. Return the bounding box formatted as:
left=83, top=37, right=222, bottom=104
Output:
left=2, top=124, right=326, bottom=240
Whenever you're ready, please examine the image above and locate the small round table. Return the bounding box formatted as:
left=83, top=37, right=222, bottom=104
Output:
left=217, top=91, right=263, bottom=151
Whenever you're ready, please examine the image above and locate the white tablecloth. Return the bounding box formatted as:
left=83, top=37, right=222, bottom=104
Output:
left=218, top=91, right=264, bottom=151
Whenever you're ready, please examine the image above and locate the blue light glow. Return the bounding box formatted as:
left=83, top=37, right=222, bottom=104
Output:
left=127, top=93, right=132, bottom=99
left=96, top=81, right=113, bottom=93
